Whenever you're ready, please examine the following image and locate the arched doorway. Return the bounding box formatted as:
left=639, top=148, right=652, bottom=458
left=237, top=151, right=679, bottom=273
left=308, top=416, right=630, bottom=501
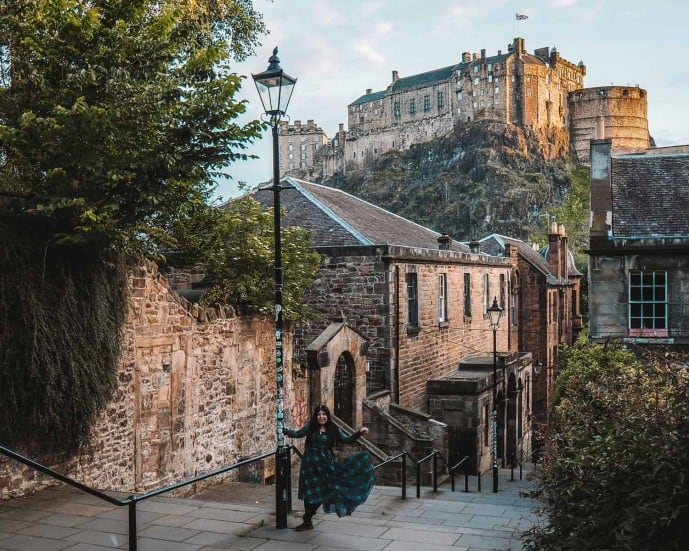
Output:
left=334, top=352, right=355, bottom=426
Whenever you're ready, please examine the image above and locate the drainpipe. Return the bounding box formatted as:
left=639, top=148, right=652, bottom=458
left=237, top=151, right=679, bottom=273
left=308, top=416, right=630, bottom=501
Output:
left=395, top=265, right=401, bottom=403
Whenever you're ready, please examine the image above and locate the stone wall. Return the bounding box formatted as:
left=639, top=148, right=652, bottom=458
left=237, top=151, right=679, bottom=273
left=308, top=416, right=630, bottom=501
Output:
left=570, top=86, right=649, bottom=163
left=1, top=261, right=300, bottom=499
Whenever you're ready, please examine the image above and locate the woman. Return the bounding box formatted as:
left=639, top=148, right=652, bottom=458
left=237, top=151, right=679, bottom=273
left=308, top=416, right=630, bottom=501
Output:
left=284, top=404, right=375, bottom=531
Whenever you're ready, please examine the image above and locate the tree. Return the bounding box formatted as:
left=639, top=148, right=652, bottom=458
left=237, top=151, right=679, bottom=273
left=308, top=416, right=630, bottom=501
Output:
left=0, top=0, right=271, bottom=452
left=525, top=341, right=689, bottom=550
left=0, top=0, right=265, bottom=256
left=168, top=195, right=322, bottom=322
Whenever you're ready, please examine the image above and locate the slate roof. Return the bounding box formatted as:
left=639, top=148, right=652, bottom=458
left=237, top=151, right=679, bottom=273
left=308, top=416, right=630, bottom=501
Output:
left=350, top=90, right=386, bottom=106
left=253, top=177, right=470, bottom=253
left=389, top=65, right=455, bottom=93
left=611, top=153, right=689, bottom=238
left=477, top=233, right=581, bottom=282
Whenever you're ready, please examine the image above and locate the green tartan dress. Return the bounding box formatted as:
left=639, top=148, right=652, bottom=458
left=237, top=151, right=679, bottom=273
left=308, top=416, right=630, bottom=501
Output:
left=285, top=422, right=375, bottom=517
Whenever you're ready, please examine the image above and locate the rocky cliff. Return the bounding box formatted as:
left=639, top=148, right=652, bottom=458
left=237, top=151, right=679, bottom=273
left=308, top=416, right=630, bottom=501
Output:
left=323, top=121, right=577, bottom=243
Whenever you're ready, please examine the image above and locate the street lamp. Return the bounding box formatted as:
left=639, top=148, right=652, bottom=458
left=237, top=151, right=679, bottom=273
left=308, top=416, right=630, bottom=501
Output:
left=253, top=47, right=297, bottom=530
left=487, top=296, right=504, bottom=493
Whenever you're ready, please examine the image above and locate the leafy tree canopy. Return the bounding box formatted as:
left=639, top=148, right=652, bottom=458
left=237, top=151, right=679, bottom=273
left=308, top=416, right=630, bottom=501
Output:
left=0, top=0, right=266, bottom=256
left=526, top=341, right=689, bottom=550
left=168, top=195, right=322, bottom=322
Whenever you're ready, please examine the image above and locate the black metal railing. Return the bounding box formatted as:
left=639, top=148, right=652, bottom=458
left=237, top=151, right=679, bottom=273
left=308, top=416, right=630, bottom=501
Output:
left=0, top=443, right=292, bottom=551
left=372, top=449, right=481, bottom=498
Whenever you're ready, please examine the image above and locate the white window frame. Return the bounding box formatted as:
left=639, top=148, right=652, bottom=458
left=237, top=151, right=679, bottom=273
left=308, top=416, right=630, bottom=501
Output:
left=438, top=273, right=448, bottom=322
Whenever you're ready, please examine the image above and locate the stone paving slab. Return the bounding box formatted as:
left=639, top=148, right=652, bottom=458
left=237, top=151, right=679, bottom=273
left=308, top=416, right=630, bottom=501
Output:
left=0, top=467, right=541, bottom=551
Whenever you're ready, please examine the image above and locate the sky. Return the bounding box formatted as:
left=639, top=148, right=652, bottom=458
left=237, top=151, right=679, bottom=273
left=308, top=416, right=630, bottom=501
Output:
left=215, top=0, right=689, bottom=200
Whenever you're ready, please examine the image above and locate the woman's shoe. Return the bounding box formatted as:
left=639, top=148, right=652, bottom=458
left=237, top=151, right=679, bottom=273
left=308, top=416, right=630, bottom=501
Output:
left=295, top=520, right=313, bottom=531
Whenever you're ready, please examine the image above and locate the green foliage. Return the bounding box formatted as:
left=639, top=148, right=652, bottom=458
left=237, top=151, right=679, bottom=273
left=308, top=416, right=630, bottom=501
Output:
left=526, top=341, right=689, bottom=550
left=532, top=165, right=590, bottom=271
left=168, top=196, right=322, bottom=321
left=0, top=214, right=127, bottom=453
left=0, top=0, right=265, bottom=256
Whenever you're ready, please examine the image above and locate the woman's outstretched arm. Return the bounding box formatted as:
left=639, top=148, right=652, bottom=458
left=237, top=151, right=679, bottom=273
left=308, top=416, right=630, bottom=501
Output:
left=284, top=422, right=311, bottom=438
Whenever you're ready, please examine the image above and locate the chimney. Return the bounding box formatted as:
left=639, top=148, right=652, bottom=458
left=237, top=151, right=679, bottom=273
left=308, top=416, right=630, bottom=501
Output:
left=513, top=37, right=525, bottom=55
left=589, top=139, right=613, bottom=242
left=294, top=119, right=301, bottom=130
left=547, top=222, right=562, bottom=279
left=481, top=48, right=486, bottom=60
left=366, top=88, right=372, bottom=95
left=473, top=52, right=479, bottom=61
left=438, top=234, right=452, bottom=250
left=498, top=49, right=502, bottom=56
left=462, top=52, right=471, bottom=62
left=392, top=70, right=399, bottom=83
left=469, top=240, right=481, bottom=254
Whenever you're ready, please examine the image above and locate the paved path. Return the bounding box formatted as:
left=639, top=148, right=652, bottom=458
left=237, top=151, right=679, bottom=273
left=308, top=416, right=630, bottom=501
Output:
left=0, top=468, right=542, bottom=550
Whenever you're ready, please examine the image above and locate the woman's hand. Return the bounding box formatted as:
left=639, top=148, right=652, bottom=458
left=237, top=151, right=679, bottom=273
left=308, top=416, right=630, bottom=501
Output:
left=360, top=427, right=369, bottom=437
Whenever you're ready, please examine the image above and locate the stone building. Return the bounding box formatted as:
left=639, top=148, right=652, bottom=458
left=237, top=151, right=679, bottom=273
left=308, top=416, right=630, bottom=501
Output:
left=280, top=36, right=650, bottom=180
left=254, top=177, right=533, bottom=474
left=588, top=140, right=689, bottom=346
left=278, top=119, right=328, bottom=178
left=477, top=229, right=583, bottom=433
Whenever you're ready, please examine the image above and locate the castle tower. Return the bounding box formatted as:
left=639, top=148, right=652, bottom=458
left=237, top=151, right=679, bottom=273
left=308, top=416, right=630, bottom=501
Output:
left=569, top=86, right=649, bottom=163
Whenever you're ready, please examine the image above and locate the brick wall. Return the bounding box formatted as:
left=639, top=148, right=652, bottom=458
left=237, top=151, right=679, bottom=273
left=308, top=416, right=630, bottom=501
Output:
left=1, top=261, right=301, bottom=499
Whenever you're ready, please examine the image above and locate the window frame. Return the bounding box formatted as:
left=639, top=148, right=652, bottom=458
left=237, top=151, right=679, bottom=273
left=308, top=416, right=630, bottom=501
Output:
left=406, top=273, right=419, bottom=327
left=628, top=270, right=668, bottom=337
left=463, top=273, right=472, bottom=317
left=438, top=273, right=448, bottom=322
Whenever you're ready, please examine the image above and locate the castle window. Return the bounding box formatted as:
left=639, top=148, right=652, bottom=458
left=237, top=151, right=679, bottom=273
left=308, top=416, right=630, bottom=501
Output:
left=457, top=90, right=463, bottom=100
left=480, top=100, right=485, bottom=106
left=394, top=100, right=401, bottom=118
left=487, top=63, right=492, bottom=73
left=495, top=86, right=500, bottom=94
left=480, top=89, right=485, bottom=96
left=488, top=74, right=493, bottom=83
left=474, top=65, right=479, bottom=73
left=437, top=92, right=444, bottom=108
left=424, top=95, right=431, bottom=111
left=409, top=98, right=416, bottom=115
left=474, top=77, right=479, bottom=85
left=473, top=101, right=478, bottom=108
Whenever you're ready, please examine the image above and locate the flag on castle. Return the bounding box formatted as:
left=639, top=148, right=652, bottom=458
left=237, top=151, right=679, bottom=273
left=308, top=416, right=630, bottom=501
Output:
left=515, top=13, right=528, bottom=20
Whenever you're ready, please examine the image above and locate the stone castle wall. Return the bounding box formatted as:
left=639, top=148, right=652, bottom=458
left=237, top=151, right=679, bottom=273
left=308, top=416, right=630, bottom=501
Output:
left=570, top=86, right=649, bottom=163
left=1, top=262, right=302, bottom=499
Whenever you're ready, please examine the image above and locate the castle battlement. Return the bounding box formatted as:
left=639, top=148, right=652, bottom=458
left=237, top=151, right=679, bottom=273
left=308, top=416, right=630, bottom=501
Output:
left=280, top=37, right=649, bottom=179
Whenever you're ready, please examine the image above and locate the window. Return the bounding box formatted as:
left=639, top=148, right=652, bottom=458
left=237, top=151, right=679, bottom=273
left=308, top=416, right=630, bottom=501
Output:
left=394, top=100, right=401, bottom=118
left=423, top=95, right=431, bottom=111
left=438, top=273, right=448, bottom=322
left=437, top=92, right=444, bottom=108
left=495, top=86, right=500, bottom=94
left=488, top=74, right=493, bottom=83
left=628, top=270, right=668, bottom=336
left=407, top=273, right=419, bottom=326
left=409, top=98, right=416, bottom=115
left=474, top=65, right=479, bottom=73
left=457, top=90, right=463, bottom=100
left=487, top=63, right=492, bottom=73
left=474, top=77, right=479, bottom=85
left=483, top=274, right=490, bottom=312
left=500, top=274, right=506, bottom=308
left=463, top=273, right=472, bottom=316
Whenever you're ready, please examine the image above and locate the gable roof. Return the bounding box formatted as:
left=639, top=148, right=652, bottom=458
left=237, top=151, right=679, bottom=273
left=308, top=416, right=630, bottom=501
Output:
left=253, top=177, right=470, bottom=252
left=611, top=153, right=689, bottom=238
left=478, top=233, right=582, bottom=282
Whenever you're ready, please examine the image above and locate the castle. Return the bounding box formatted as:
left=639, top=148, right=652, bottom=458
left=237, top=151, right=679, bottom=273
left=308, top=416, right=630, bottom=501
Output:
left=279, top=37, right=650, bottom=180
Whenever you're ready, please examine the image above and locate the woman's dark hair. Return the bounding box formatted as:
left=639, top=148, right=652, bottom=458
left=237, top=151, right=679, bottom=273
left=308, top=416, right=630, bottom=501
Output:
left=306, top=404, right=339, bottom=448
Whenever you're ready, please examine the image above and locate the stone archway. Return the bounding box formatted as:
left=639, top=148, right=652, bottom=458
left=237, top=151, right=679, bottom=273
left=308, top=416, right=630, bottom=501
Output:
left=305, top=321, right=368, bottom=429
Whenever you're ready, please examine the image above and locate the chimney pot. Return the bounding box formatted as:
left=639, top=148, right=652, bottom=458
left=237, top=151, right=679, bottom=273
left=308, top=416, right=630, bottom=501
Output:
left=438, top=233, right=452, bottom=250
left=469, top=240, right=481, bottom=254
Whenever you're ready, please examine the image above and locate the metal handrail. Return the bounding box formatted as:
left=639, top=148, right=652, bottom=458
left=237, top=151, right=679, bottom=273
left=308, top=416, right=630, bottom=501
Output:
left=0, top=443, right=293, bottom=551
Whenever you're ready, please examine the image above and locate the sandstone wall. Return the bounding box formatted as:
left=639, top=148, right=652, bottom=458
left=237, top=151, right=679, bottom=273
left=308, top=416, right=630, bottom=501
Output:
left=1, top=261, right=299, bottom=499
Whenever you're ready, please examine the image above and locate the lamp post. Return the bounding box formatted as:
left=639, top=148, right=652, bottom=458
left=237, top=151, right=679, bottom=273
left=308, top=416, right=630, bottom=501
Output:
left=487, top=297, right=504, bottom=493
left=253, top=47, right=296, bottom=530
